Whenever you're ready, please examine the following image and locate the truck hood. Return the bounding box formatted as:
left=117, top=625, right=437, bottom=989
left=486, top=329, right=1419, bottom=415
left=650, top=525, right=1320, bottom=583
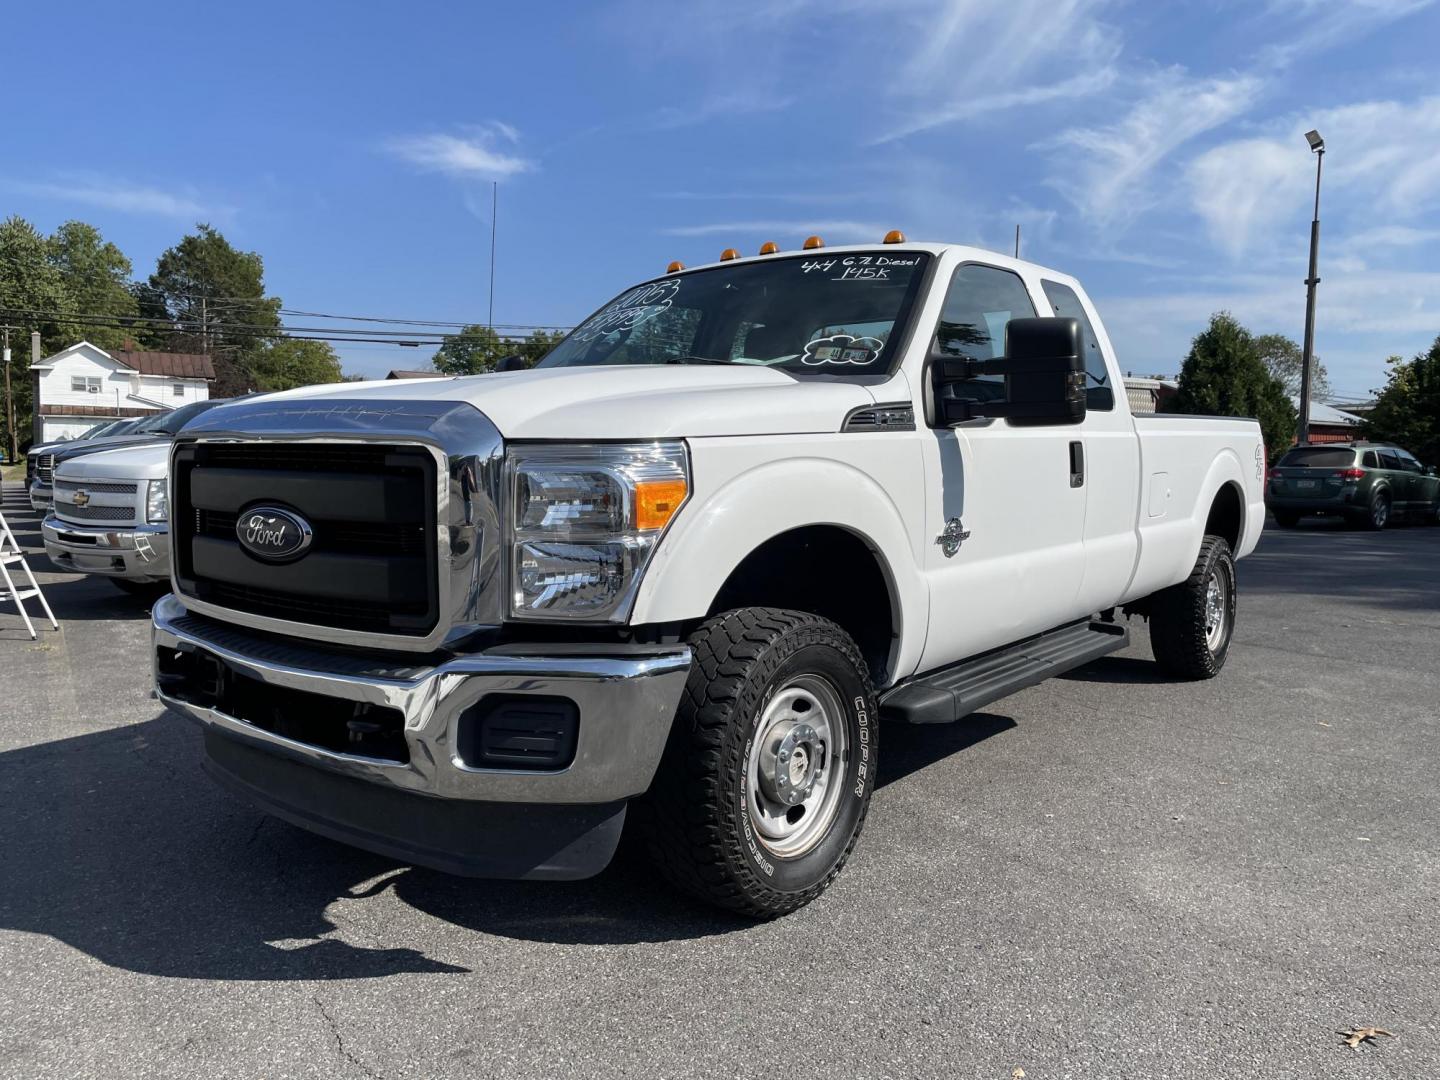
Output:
left=46, top=433, right=168, bottom=464
left=55, top=441, right=171, bottom=481
left=251, top=365, right=882, bottom=439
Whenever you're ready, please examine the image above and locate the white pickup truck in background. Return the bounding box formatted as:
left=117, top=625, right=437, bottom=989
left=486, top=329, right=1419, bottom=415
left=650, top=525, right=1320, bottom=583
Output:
left=44, top=443, right=172, bottom=596
left=151, top=238, right=1265, bottom=917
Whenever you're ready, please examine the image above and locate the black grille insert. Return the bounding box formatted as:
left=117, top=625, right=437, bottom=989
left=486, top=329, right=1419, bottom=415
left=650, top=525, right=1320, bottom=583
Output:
left=174, top=441, right=439, bottom=637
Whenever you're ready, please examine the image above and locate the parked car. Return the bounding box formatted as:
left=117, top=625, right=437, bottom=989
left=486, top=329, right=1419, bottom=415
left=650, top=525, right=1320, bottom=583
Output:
left=27, top=400, right=230, bottom=512
left=151, top=238, right=1265, bottom=917
left=1267, top=442, right=1440, bottom=529
left=42, top=442, right=172, bottom=595
left=26, top=419, right=143, bottom=511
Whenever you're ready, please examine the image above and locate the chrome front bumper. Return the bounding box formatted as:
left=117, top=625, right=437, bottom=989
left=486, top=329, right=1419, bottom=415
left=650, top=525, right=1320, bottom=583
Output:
left=151, top=594, right=691, bottom=805
left=29, top=483, right=52, bottom=512
left=42, top=517, right=171, bottom=580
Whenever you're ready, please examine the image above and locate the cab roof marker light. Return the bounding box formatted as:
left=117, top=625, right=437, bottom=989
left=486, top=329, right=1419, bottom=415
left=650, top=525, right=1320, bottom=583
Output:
left=719, top=248, right=740, bottom=261
left=883, top=229, right=906, bottom=244
left=803, top=235, right=824, bottom=250
left=666, top=260, right=685, bottom=273
left=758, top=241, right=779, bottom=255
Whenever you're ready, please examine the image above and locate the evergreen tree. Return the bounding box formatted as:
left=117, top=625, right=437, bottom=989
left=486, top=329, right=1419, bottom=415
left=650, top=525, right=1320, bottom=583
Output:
left=1363, top=337, right=1440, bottom=465
left=0, top=217, right=73, bottom=451
left=1173, top=312, right=1296, bottom=460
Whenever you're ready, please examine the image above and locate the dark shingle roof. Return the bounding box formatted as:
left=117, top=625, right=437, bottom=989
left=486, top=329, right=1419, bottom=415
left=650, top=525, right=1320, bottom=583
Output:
left=113, top=350, right=216, bottom=380
left=386, top=369, right=449, bottom=380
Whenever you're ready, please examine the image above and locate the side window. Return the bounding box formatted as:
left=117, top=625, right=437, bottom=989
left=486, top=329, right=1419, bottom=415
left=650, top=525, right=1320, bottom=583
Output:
left=1042, top=280, right=1112, bottom=410
left=934, top=264, right=1036, bottom=402
left=1362, top=450, right=1380, bottom=468
left=1378, top=449, right=1403, bottom=471
left=1397, top=450, right=1422, bottom=473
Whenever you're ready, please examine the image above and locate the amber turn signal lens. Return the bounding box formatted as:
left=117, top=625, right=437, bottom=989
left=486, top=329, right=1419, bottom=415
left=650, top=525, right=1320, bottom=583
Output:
left=666, top=260, right=685, bottom=273
left=720, top=248, right=739, bottom=261
left=758, top=241, right=779, bottom=255
left=883, top=229, right=905, bottom=244
left=635, top=478, right=688, bottom=531
left=803, top=235, right=824, bottom=250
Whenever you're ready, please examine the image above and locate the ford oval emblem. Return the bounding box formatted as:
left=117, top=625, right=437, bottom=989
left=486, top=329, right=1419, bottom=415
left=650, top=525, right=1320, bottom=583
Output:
left=235, top=505, right=313, bottom=562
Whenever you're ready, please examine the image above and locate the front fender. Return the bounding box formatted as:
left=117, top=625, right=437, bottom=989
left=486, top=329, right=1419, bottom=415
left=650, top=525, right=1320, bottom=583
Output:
left=630, top=453, right=929, bottom=683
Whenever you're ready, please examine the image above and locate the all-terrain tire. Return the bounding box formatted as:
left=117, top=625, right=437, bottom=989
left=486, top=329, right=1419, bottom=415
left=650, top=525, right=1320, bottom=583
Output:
left=632, top=607, right=877, bottom=919
left=1149, top=536, right=1236, bottom=680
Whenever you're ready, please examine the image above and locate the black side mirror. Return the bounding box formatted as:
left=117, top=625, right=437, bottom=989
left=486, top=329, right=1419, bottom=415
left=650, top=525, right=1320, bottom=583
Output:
left=932, top=317, right=1086, bottom=426
left=495, top=354, right=528, bottom=372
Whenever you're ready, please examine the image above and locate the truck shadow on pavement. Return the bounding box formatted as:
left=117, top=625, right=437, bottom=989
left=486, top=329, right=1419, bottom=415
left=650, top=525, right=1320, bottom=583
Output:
left=0, top=707, right=1015, bottom=975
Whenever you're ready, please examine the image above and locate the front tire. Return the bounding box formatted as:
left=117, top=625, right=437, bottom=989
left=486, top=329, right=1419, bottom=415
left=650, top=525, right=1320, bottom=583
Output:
left=1149, top=536, right=1236, bottom=680
left=634, top=607, right=877, bottom=918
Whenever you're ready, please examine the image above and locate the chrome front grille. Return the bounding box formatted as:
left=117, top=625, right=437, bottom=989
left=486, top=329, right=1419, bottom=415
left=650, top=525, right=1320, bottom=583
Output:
left=35, top=455, right=55, bottom=483
left=55, top=479, right=138, bottom=495
left=55, top=503, right=137, bottom=523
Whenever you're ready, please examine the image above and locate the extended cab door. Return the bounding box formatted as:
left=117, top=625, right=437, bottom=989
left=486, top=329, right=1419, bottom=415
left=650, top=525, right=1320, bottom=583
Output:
left=915, top=262, right=1089, bottom=671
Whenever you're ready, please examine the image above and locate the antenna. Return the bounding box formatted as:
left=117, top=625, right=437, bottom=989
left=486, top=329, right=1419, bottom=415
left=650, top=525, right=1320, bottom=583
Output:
left=1014, top=224, right=1021, bottom=259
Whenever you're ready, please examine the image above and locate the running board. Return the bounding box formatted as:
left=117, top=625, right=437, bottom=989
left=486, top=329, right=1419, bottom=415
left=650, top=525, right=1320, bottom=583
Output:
left=880, top=619, right=1128, bottom=725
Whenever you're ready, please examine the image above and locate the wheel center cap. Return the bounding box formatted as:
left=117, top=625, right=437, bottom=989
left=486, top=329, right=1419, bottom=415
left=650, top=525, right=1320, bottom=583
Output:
left=760, top=720, right=822, bottom=806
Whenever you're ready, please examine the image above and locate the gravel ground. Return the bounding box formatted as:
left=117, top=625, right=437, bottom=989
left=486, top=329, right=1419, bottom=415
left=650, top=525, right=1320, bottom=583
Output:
left=1, top=480, right=1436, bottom=1079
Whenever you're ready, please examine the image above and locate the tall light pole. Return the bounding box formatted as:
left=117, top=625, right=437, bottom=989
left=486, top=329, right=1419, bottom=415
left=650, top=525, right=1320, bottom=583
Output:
left=1297, top=128, right=1324, bottom=445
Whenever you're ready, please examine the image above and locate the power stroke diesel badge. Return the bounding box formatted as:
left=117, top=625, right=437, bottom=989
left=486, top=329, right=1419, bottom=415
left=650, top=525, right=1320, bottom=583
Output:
left=235, top=505, right=313, bottom=562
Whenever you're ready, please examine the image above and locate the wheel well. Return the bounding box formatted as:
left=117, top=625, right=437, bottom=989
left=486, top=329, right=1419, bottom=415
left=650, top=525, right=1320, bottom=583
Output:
left=708, top=525, right=897, bottom=685
left=1205, top=482, right=1243, bottom=551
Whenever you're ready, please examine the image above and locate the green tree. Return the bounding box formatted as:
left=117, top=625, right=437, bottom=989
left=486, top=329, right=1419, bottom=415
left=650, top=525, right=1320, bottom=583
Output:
left=430, top=325, right=563, bottom=374
left=140, top=224, right=282, bottom=395
left=1173, top=312, right=1297, bottom=460
left=46, top=221, right=139, bottom=353
left=1362, top=338, right=1440, bottom=465
left=1255, top=332, right=1330, bottom=399
left=249, top=338, right=343, bottom=391
left=0, top=216, right=73, bottom=452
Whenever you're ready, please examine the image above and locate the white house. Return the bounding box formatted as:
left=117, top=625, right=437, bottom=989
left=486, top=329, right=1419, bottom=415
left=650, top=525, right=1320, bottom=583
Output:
left=29, top=341, right=215, bottom=443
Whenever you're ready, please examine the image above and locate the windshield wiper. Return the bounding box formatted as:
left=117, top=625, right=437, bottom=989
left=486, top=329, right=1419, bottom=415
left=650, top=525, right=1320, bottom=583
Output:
left=663, top=355, right=735, bottom=366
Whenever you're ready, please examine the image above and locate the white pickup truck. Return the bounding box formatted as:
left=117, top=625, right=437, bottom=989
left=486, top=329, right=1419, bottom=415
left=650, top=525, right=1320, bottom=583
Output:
left=151, top=238, right=1265, bottom=917
left=44, top=443, right=172, bottom=595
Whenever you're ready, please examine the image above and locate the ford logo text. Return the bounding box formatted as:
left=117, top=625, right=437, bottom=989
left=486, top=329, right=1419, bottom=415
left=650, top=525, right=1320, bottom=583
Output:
left=235, top=506, right=313, bottom=562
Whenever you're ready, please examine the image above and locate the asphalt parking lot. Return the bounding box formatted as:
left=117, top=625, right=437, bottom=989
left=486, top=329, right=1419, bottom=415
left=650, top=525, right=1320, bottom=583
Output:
left=2, top=480, right=1437, bottom=1080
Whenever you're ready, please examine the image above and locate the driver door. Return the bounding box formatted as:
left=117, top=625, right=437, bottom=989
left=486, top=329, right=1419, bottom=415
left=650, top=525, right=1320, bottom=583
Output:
left=916, top=262, right=1089, bottom=672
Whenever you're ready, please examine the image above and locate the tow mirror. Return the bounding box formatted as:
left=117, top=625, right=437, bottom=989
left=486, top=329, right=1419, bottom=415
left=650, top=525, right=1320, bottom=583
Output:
left=495, top=354, right=528, bottom=372
left=931, top=317, right=1086, bottom=426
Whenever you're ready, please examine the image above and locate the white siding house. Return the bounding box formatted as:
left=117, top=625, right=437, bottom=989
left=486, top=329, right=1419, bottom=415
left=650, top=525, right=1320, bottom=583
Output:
left=29, top=342, right=215, bottom=443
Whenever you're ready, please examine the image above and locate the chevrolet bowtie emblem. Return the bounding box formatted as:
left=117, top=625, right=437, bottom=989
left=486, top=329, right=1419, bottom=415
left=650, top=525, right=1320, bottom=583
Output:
left=72, top=489, right=90, bottom=507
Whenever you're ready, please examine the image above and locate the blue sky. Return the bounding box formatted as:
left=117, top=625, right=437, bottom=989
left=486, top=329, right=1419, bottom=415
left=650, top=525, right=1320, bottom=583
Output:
left=6, top=0, right=1439, bottom=398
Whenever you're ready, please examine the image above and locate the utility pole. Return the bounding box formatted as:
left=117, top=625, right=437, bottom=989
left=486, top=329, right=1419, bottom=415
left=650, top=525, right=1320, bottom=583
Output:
left=200, top=297, right=209, bottom=355
left=2, top=326, right=15, bottom=465
left=1298, top=130, right=1325, bottom=445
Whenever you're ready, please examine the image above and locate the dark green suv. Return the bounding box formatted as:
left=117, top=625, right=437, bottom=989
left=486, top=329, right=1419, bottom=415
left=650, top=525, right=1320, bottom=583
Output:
left=1267, top=442, right=1440, bottom=529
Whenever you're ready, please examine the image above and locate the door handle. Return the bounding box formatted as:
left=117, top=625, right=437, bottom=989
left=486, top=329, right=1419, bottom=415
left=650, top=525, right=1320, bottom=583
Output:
left=1069, top=441, right=1084, bottom=488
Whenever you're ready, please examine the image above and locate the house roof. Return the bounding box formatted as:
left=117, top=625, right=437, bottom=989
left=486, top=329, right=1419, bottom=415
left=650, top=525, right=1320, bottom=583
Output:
left=386, top=369, right=449, bottom=380
left=113, top=350, right=216, bottom=380
left=1290, top=396, right=1362, bottom=426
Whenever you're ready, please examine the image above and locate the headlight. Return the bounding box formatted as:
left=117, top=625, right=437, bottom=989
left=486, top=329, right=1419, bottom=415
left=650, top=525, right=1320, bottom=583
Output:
left=146, top=479, right=168, bottom=523
left=507, top=442, right=689, bottom=621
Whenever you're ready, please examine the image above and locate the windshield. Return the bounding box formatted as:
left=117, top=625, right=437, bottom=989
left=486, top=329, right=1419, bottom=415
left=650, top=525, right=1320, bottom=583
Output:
left=538, top=251, right=931, bottom=377
left=133, top=398, right=227, bottom=435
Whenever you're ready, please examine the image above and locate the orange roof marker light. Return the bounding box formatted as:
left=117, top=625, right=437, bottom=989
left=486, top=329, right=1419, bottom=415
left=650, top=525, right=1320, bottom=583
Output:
left=883, top=229, right=906, bottom=244
left=758, top=241, right=779, bottom=255
left=803, top=235, right=824, bottom=250
left=720, top=248, right=740, bottom=261
left=666, top=260, right=685, bottom=273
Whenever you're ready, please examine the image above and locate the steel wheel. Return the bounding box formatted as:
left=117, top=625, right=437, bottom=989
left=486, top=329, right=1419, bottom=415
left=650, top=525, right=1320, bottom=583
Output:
left=1204, top=568, right=1230, bottom=652
left=744, top=673, right=849, bottom=858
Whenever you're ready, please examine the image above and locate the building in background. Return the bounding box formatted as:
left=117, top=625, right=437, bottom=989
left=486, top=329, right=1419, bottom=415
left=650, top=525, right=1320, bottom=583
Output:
left=385, top=369, right=448, bottom=380
left=1291, top=397, right=1363, bottom=444
left=29, top=341, right=214, bottom=443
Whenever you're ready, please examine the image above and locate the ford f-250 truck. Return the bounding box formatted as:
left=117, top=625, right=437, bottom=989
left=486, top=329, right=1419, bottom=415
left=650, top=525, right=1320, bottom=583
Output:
left=152, top=237, right=1265, bottom=917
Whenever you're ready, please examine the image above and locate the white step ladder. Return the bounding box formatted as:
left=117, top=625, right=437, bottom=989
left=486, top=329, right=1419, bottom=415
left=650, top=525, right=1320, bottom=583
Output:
left=0, top=509, right=58, bottom=640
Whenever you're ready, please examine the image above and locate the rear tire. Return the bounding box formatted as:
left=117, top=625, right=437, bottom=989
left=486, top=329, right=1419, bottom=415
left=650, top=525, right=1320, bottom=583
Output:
left=1149, top=536, right=1236, bottom=680
left=1272, top=511, right=1300, bottom=528
left=1365, top=491, right=1391, bottom=531
left=633, top=607, right=877, bottom=918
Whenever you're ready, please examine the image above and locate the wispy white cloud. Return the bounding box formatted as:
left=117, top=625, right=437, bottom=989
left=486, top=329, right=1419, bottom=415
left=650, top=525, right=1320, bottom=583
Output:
left=648, top=89, right=794, bottom=130
left=1046, top=70, right=1263, bottom=227
left=383, top=123, right=533, bottom=180
left=10, top=176, right=226, bottom=219
left=1188, top=96, right=1440, bottom=257
left=662, top=220, right=891, bottom=244
left=1255, top=0, right=1437, bottom=67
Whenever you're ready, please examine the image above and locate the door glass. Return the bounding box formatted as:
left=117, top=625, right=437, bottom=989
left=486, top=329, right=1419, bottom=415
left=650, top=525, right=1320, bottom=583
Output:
left=1362, top=450, right=1380, bottom=468
left=934, top=264, right=1036, bottom=404
left=1041, top=280, right=1111, bottom=410
left=1378, top=450, right=1403, bottom=470
left=1396, top=451, right=1422, bottom=473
